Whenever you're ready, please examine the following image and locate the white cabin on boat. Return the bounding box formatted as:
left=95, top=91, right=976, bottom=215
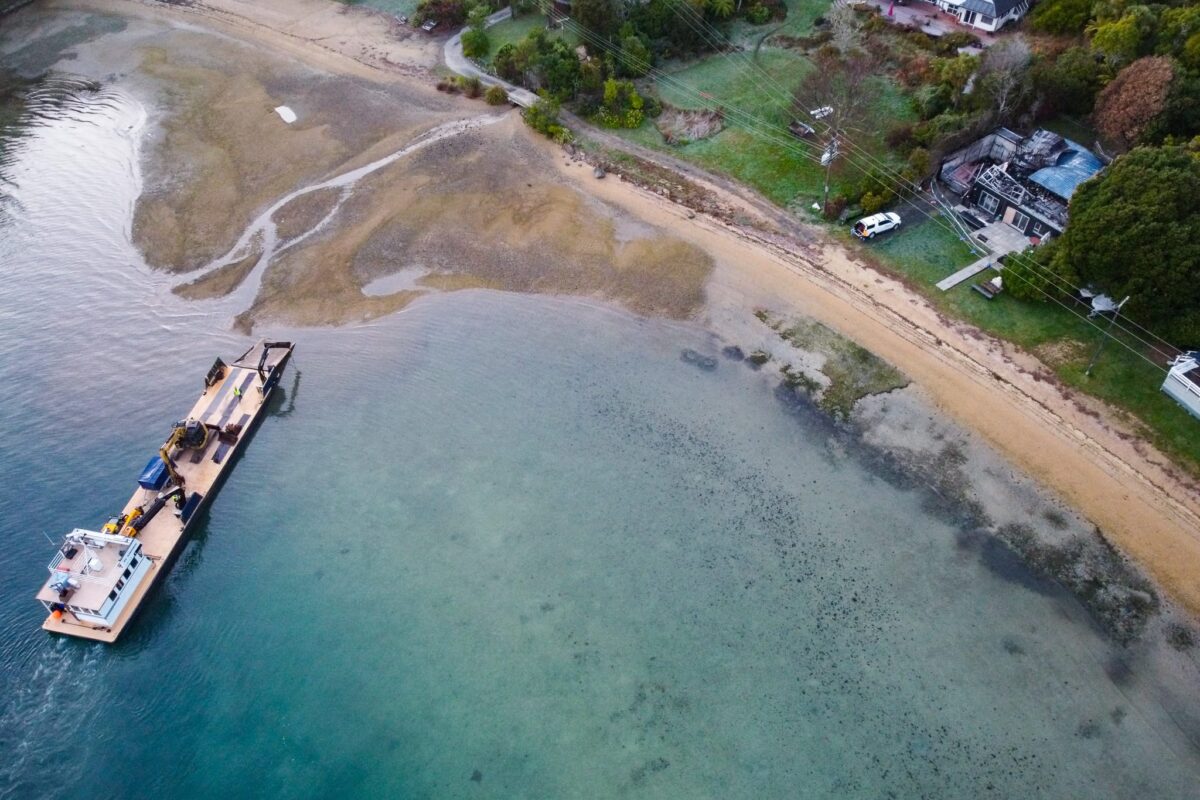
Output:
left=1163, top=354, right=1200, bottom=420
left=36, top=530, right=153, bottom=629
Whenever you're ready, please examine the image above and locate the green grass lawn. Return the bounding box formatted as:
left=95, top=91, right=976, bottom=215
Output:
left=869, top=215, right=978, bottom=282
left=863, top=221, right=1200, bottom=472
left=620, top=46, right=910, bottom=207
left=483, top=13, right=562, bottom=64
left=729, top=0, right=835, bottom=45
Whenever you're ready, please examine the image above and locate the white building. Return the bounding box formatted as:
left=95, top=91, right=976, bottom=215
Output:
left=933, top=0, right=1030, bottom=32
left=1163, top=354, right=1200, bottom=420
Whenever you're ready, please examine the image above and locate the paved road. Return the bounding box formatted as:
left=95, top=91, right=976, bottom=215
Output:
left=443, top=8, right=539, bottom=108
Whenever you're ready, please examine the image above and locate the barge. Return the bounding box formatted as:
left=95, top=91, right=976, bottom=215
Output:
left=35, top=340, right=294, bottom=643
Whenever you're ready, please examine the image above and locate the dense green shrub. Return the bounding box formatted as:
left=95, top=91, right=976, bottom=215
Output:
left=747, top=4, right=770, bottom=24
left=523, top=96, right=572, bottom=142
left=1029, top=0, right=1093, bottom=35
left=1004, top=241, right=1071, bottom=302
left=591, top=78, right=646, bottom=128
left=461, top=28, right=490, bottom=58
left=414, top=0, right=467, bottom=27
left=493, top=43, right=521, bottom=83
left=1030, top=46, right=1104, bottom=117
left=859, top=189, right=895, bottom=214
left=484, top=84, right=508, bottom=105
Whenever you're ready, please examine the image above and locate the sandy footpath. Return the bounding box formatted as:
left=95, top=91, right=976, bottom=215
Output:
left=39, top=0, right=1200, bottom=615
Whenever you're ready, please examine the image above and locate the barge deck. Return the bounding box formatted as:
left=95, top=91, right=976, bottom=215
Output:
left=36, top=340, right=294, bottom=643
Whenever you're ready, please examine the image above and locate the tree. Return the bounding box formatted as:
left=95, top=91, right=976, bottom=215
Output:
left=467, top=2, right=490, bottom=32
left=1030, top=0, right=1094, bottom=35
left=627, top=0, right=710, bottom=56
left=535, top=39, right=583, bottom=100
left=414, top=0, right=468, bottom=27
left=462, top=28, right=490, bottom=58
left=1031, top=46, right=1104, bottom=118
left=976, top=35, right=1031, bottom=122
left=1159, top=5, right=1200, bottom=67
left=572, top=0, right=622, bottom=40
left=1089, top=6, right=1158, bottom=65
left=1092, top=55, right=1175, bottom=149
left=827, top=3, right=860, bottom=54
left=796, top=46, right=884, bottom=210
left=617, top=32, right=652, bottom=77
left=1151, top=70, right=1200, bottom=143
left=933, top=53, right=979, bottom=110
left=707, top=0, right=734, bottom=19
left=1051, top=145, right=1200, bottom=342
left=796, top=46, right=882, bottom=136
left=493, top=43, right=524, bottom=83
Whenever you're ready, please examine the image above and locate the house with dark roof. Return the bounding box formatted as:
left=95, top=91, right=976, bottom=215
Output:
left=933, top=0, right=1030, bottom=32
left=939, top=128, right=1106, bottom=239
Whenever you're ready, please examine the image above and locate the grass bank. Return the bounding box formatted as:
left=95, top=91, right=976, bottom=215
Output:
left=857, top=221, right=1200, bottom=473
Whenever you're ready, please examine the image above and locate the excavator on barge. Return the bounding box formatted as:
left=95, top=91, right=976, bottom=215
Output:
left=35, top=340, right=295, bottom=643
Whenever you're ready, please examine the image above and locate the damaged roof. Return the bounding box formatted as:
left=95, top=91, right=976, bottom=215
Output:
left=1027, top=144, right=1104, bottom=200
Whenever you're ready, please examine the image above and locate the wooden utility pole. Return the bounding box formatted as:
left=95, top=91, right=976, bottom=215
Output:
left=821, top=135, right=838, bottom=216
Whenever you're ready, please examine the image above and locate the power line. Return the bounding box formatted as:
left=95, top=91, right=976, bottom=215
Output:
left=654, top=2, right=1182, bottom=359
left=550, top=13, right=828, bottom=167
left=533, top=4, right=1177, bottom=367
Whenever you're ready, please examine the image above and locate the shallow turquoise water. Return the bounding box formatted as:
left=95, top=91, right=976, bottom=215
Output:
left=2, top=30, right=1200, bottom=800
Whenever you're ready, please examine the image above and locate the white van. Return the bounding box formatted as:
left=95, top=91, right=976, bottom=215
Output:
left=852, top=212, right=902, bottom=239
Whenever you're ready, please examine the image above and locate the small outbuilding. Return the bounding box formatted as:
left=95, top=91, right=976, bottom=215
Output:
left=1163, top=354, right=1200, bottom=420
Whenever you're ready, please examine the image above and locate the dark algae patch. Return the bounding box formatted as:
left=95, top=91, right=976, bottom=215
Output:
left=741, top=309, right=1165, bottom=647
left=996, top=523, right=1160, bottom=644
left=756, top=309, right=909, bottom=419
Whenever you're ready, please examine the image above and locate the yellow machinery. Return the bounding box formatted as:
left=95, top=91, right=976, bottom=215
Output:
left=158, top=418, right=211, bottom=488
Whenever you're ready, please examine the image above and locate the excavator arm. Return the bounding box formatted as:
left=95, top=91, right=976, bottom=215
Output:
left=158, top=419, right=211, bottom=488
left=159, top=426, right=186, bottom=488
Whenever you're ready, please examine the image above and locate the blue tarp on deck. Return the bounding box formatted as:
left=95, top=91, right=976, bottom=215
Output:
left=138, top=456, right=169, bottom=490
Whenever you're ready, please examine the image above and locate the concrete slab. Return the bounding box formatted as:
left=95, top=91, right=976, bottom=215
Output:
left=971, top=220, right=1030, bottom=256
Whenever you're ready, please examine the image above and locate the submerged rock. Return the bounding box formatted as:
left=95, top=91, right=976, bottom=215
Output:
left=680, top=348, right=717, bottom=370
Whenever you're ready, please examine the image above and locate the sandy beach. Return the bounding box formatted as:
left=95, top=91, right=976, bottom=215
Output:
left=18, top=0, right=1200, bottom=619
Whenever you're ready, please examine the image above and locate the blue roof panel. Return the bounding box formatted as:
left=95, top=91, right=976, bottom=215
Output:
left=1027, top=141, right=1103, bottom=200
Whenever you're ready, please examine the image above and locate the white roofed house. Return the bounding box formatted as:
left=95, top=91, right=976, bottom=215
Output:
left=1163, top=354, right=1200, bottom=420
left=933, top=0, right=1030, bottom=32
